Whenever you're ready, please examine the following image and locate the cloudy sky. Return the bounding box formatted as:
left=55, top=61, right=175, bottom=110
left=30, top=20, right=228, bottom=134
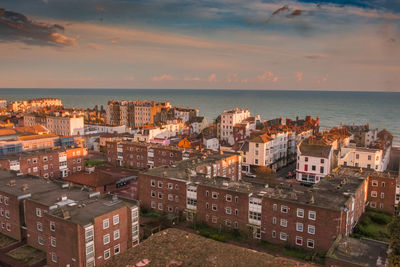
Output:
left=0, top=0, right=399, bottom=91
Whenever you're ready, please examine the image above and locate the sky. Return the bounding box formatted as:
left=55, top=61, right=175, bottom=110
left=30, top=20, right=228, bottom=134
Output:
left=0, top=0, right=399, bottom=91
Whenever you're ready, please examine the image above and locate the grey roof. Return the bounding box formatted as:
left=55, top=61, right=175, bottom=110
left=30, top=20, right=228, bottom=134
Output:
left=299, top=143, right=332, bottom=158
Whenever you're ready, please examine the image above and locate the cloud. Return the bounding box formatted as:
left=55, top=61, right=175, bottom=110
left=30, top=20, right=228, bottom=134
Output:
left=208, top=73, right=217, bottom=83
left=257, top=71, right=274, bottom=82
left=295, top=72, right=303, bottom=82
left=0, top=8, right=75, bottom=46
left=87, top=43, right=103, bottom=50
left=152, top=74, right=174, bottom=81
left=184, top=77, right=201, bottom=81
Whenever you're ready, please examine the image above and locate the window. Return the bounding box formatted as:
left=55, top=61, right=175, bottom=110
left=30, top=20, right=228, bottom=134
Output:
left=104, top=249, right=111, bottom=260
left=296, top=222, right=303, bottom=232
left=234, top=221, right=238, bottom=229
left=308, top=211, right=316, bottom=220
left=280, top=219, right=287, bottom=227
left=235, top=196, right=239, bottom=203
left=280, top=232, right=287, bottom=241
left=151, top=180, right=156, bottom=187
left=51, top=237, right=56, bottom=247
left=37, top=222, right=43, bottom=231
left=272, top=217, right=277, bottom=224
left=206, top=191, right=209, bottom=197
left=234, top=209, right=238, bottom=216
left=36, top=208, right=42, bottom=217
left=249, top=211, right=261, bottom=221
left=86, top=244, right=94, bottom=258
left=51, top=252, right=57, bottom=263
left=158, top=203, right=163, bottom=210
left=273, top=204, right=277, bottom=211
left=382, top=182, right=385, bottom=188
left=5, top=210, right=9, bottom=218
left=305, top=157, right=308, bottom=162
left=312, top=165, right=316, bottom=171
left=226, top=194, right=232, bottom=202
left=212, top=192, right=218, bottom=199
left=168, top=194, right=173, bottom=201
left=158, top=181, right=163, bottom=188
left=113, top=215, right=119, bottom=225
left=114, top=229, right=120, bottom=240
left=114, top=244, right=120, bottom=255
left=85, top=227, right=94, bottom=242
left=50, top=221, right=55, bottom=231
left=103, top=219, right=110, bottom=229
left=38, top=236, right=44, bottom=245
left=370, top=201, right=376, bottom=208
left=158, top=192, right=163, bottom=199
left=368, top=155, right=372, bottom=160
left=371, top=191, right=377, bottom=197
left=307, top=239, right=314, bottom=248
left=103, top=234, right=110, bottom=244
left=356, top=154, right=359, bottom=159
left=272, top=230, right=276, bottom=238
left=151, top=191, right=156, bottom=198
left=212, top=204, right=217, bottom=211
left=296, top=236, right=303, bottom=246
left=372, top=180, right=378, bottom=186
left=281, top=205, right=288, bottom=213
left=320, top=159, right=324, bottom=163
left=168, top=183, right=173, bottom=190
left=308, top=225, right=315, bottom=235
left=304, top=164, right=308, bottom=171
left=226, top=207, right=231, bottom=215
left=297, top=208, right=304, bottom=218
left=381, top=192, right=385, bottom=199
left=320, top=166, right=324, bottom=173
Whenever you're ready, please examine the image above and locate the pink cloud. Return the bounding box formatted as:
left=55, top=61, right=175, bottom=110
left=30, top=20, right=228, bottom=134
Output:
left=295, top=72, right=303, bottom=82
left=184, top=77, right=201, bottom=81
left=208, top=74, right=217, bottom=83
left=49, top=33, right=76, bottom=46
left=152, top=74, right=174, bottom=81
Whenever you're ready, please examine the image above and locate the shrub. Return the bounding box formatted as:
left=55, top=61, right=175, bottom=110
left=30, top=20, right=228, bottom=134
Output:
left=369, top=212, right=392, bottom=225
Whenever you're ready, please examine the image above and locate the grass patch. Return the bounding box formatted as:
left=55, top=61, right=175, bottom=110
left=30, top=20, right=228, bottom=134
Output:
left=257, top=240, right=279, bottom=253
left=351, top=211, right=392, bottom=242
left=193, top=223, right=245, bottom=243
left=283, top=246, right=325, bottom=264
left=7, top=245, right=45, bottom=266
left=0, top=233, right=18, bottom=249
left=84, top=160, right=106, bottom=167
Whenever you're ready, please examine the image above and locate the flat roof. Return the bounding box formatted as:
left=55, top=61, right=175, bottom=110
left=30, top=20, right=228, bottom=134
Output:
left=104, top=228, right=311, bottom=267
left=327, top=236, right=388, bottom=267
left=143, top=151, right=239, bottom=181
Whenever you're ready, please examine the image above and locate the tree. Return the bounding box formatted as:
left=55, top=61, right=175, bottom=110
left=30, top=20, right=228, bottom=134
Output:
left=388, top=216, right=400, bottom=266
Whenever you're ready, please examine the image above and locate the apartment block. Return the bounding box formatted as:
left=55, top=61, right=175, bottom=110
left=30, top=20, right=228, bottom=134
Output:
left=0, top=147, right=86, bottom=179
left=106, top=100, right=171, bottom=127
left=366, top=171, right=399, bottom=215
left=24, top=114, right=84, bottom=136
left=138, top=163, right=367, bottom=253
left=8, top=98, right=62, bottom=113
left=105, top=140, right=203, bottom=170
left=0, top=170, right=139, bottom=266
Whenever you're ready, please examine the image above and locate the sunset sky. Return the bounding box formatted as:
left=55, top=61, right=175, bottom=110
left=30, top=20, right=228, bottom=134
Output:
left=0, top=0, right=399, bottom=91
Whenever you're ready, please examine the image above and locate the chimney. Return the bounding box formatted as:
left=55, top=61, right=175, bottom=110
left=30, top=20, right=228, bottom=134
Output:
left=62, top=210, right=71, bottom=220
left=21, top=184, right=29, bottom=191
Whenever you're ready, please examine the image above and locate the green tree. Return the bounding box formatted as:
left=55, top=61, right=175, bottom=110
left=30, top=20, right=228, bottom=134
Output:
left=388, top=216, right=400, bottom=266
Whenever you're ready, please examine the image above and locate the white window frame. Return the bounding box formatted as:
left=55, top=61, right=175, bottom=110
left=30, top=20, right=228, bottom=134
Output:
left=308, top=211, right=316, bottom=220
left=113, top=214, right=119, bottom=225
left=104, top=248, right=111, bottom=260
left=308, top=225, right=315, bottom=235
left=114, top=229, right=120, bottom=240
left=103, top=234, right=110, bottom=245
left=297, top=208, right=304, bottom=218
left=103, top=218, right=110, bottom=229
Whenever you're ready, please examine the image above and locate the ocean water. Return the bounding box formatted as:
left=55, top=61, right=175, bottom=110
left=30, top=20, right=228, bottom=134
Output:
left=0, top=89, right=399, bottom=146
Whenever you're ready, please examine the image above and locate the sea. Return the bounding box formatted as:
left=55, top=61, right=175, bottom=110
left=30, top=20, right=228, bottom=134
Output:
left=0, top=89, right=399, bottom=147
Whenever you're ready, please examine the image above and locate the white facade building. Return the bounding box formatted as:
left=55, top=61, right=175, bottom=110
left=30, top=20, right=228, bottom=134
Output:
left=296, top=140, right=333, bottom=184
left=220, top=108, right=251, bottom=145
left=24, top=114, right=84, bottom=136
left=338, top=145, right=390, bottom=172
left=203, top=137, right=219, bottom=151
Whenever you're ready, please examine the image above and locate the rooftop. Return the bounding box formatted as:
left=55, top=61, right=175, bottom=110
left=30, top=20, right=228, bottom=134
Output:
left=143, top=151, right=239, bottom=181
left=327, top=236, right=388, bottom=267
left=104, top=228, right=311, bottom=267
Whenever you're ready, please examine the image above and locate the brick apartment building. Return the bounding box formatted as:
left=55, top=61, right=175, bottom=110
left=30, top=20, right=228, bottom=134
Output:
left=365, top=171, right=400, bottom=215
left=138, top=161, right=368, bottom=253
left=0, top=147, right=87, bottom=179
left=0, top=170, right=139, bottom=266
left=105, top=140, right=202, bottom=170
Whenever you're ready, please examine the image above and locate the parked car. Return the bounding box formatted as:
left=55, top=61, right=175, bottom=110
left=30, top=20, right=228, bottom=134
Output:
left=245, top=173, right=257, bottom=178
left=286, top=171, right=295, bottom=179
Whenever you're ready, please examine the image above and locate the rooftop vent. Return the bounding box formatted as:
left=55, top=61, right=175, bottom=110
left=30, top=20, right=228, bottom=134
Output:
left=89, top=192, right=100, bottom=198
left=62, top=210, right=71, bottom=220
left=60, top=195, right=68, bottom=201
left=8, top=180, right=16, bottom=187
left=61, top=183, right=69, bottom=188
left=21, top=184, right=29, bottom=191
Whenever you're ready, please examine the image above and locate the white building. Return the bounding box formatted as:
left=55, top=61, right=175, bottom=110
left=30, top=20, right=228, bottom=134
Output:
left=190, top=117, right=208, bottom=135
left=84, top=124, right=129, bottom=135
left=220, top=108, right=251, bottom=145
left=203, top=137, right=219, bottom=151
left=296, top=139, right=333, bottom=184
left=0, top=99, right=7, bottom=109
left=24, top=114, right=84, bottom=136
left=338, top=145, right=390, bottom=172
